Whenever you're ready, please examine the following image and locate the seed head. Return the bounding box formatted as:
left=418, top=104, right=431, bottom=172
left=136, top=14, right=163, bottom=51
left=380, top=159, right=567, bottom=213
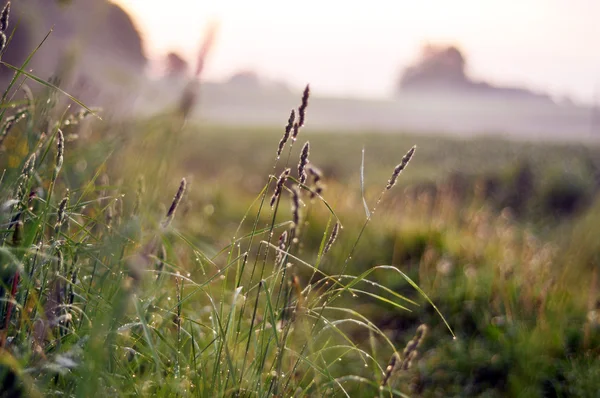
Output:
left=386, top=146, right=416, bottom=190
left=55, top=190, right=69, bottom=233
left=298, top=141, right=310, bottom=184
left=21, top=153, right=36, bottom=179
left=381, top=352, right=400, bottom=387
left=0, top=2, right=9, bottom=33
left=307, top=165, right=323, bottom=198
left=162, top=178, right=187, bottom=228
left=0, top=2, right=10, bottom=33
left=54, top=130, right=65, bottom=179
left=399, top=324, right=427, bottom=370
left=298, top=84, right=310, bottom=128
left=277, top=109, right=295, bottom=157
left=270, top=168, right=290, bottom=208
left=290, top=186, right=300, bottom=235
left=275, top=230, right=288, bottom=265
left=323, top=222, right=340, bottom=254
left=291, top=122, right=299, bottom=142
left=0, top=113, right=25, bottom=147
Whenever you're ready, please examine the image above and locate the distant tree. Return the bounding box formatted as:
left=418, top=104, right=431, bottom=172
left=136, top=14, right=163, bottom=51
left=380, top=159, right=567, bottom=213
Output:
left=398, top=44, right=469, bottom=92
left=227, top=71, right=262, bottom=89
left=396, top=43, right=554, bottom=103
left=165, top=52, right=189, bottom=78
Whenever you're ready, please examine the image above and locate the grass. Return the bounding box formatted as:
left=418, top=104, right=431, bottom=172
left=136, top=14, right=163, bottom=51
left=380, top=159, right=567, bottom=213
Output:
left=0, top=67, right=455, bottom=395
left=1, top=7, right=600, bottom=395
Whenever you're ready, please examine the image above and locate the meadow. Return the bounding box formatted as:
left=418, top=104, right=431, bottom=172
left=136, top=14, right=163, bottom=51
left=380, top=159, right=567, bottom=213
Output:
left=1, top=8, right=600, bottom=397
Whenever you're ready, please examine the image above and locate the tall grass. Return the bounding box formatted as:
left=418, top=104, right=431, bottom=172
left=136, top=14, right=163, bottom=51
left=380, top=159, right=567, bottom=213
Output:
left=0, top=12, right=449, bottom=395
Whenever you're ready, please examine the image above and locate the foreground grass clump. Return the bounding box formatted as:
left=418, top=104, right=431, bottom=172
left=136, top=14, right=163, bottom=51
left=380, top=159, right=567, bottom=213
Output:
left=0, top=71, right=447, bottom=396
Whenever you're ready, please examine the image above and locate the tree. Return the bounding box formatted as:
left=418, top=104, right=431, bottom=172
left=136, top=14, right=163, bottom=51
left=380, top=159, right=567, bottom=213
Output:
left=398, top=44, right=469, bottom=92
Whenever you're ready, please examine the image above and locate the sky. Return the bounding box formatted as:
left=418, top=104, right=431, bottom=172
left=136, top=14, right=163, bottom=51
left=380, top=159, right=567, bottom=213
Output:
left=113, top=0, right=600, bottom=103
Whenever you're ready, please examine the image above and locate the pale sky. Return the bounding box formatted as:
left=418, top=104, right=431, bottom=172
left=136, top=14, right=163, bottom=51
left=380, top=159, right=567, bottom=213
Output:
left=113, top=0, right=600, bottom=102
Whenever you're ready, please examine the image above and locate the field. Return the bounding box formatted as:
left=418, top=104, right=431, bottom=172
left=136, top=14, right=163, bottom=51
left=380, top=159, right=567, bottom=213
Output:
left=2, top=32, right=600, bottom=396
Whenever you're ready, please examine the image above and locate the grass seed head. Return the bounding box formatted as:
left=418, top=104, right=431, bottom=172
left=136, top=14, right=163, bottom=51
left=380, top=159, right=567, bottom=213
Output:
left=298, top=84, right=310, bottom=127
left=298, top=141, right=310, bottom=184
left=275, top=230, right=288, bottom=264
left=400, top=324, right=427, bottom=370
left=291, top=186, right=301, bottom=238
left=277, top=109, right=295, bottom=157
left=270, top=168, right=290, bottom=208
left=386, top=145, right=416, bottom=190
left=323, top=221, right=340, bottom=254
left=55, top=190, right=69, bottom=233
left=381, top=352, right=400, bottom=387
left=291, top=122, right=299, bottom=142
left=53, top=130, right=65, bottom=180
left=0, top=2, right=9, bottom=32
left=163, top=178, right=187, bottom=228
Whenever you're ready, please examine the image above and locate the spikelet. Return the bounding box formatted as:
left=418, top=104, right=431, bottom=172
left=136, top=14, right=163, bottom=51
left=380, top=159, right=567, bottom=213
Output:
left=386, top=146, right=416, bottom=190
left=399, top=324, right=427, bottom=370
left=307, top=165, right=323, bottom=198
left=381, top=352, right=400, bottom=387
left=0, top=2, right=10, bottom=53
left=13, top=153, right=36, bottom=207
left=275, top=230, right=288, bottom=265
left=52, top=130, right=64, bottom=183
left=277, top=110, right=295, bottom=158
left=323, top=222, right=340, bottom=254
left=298, top=142, right=310, bottom=184
left=162, top=178, right=187, bottom=228
left=54, top=190, right=69, bottom=234
left=298, top=84, right=310, bottom=128
left=0, top=112, right=26, bottom=147
left=22, top=152, right=36, bottom=179
left=270, top=168, right=290, bottom=208
left=291, top=122, right=299, bottom=142
left=290, top=186, right=300, bottom=239
left=0, top=2, right=9, bottom=32
left=381, top=324, right=428, bottom=388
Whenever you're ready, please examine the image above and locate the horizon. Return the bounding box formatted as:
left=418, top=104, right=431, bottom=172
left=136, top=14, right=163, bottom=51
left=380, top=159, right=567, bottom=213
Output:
left=114, top=0, right=600, bottom=103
